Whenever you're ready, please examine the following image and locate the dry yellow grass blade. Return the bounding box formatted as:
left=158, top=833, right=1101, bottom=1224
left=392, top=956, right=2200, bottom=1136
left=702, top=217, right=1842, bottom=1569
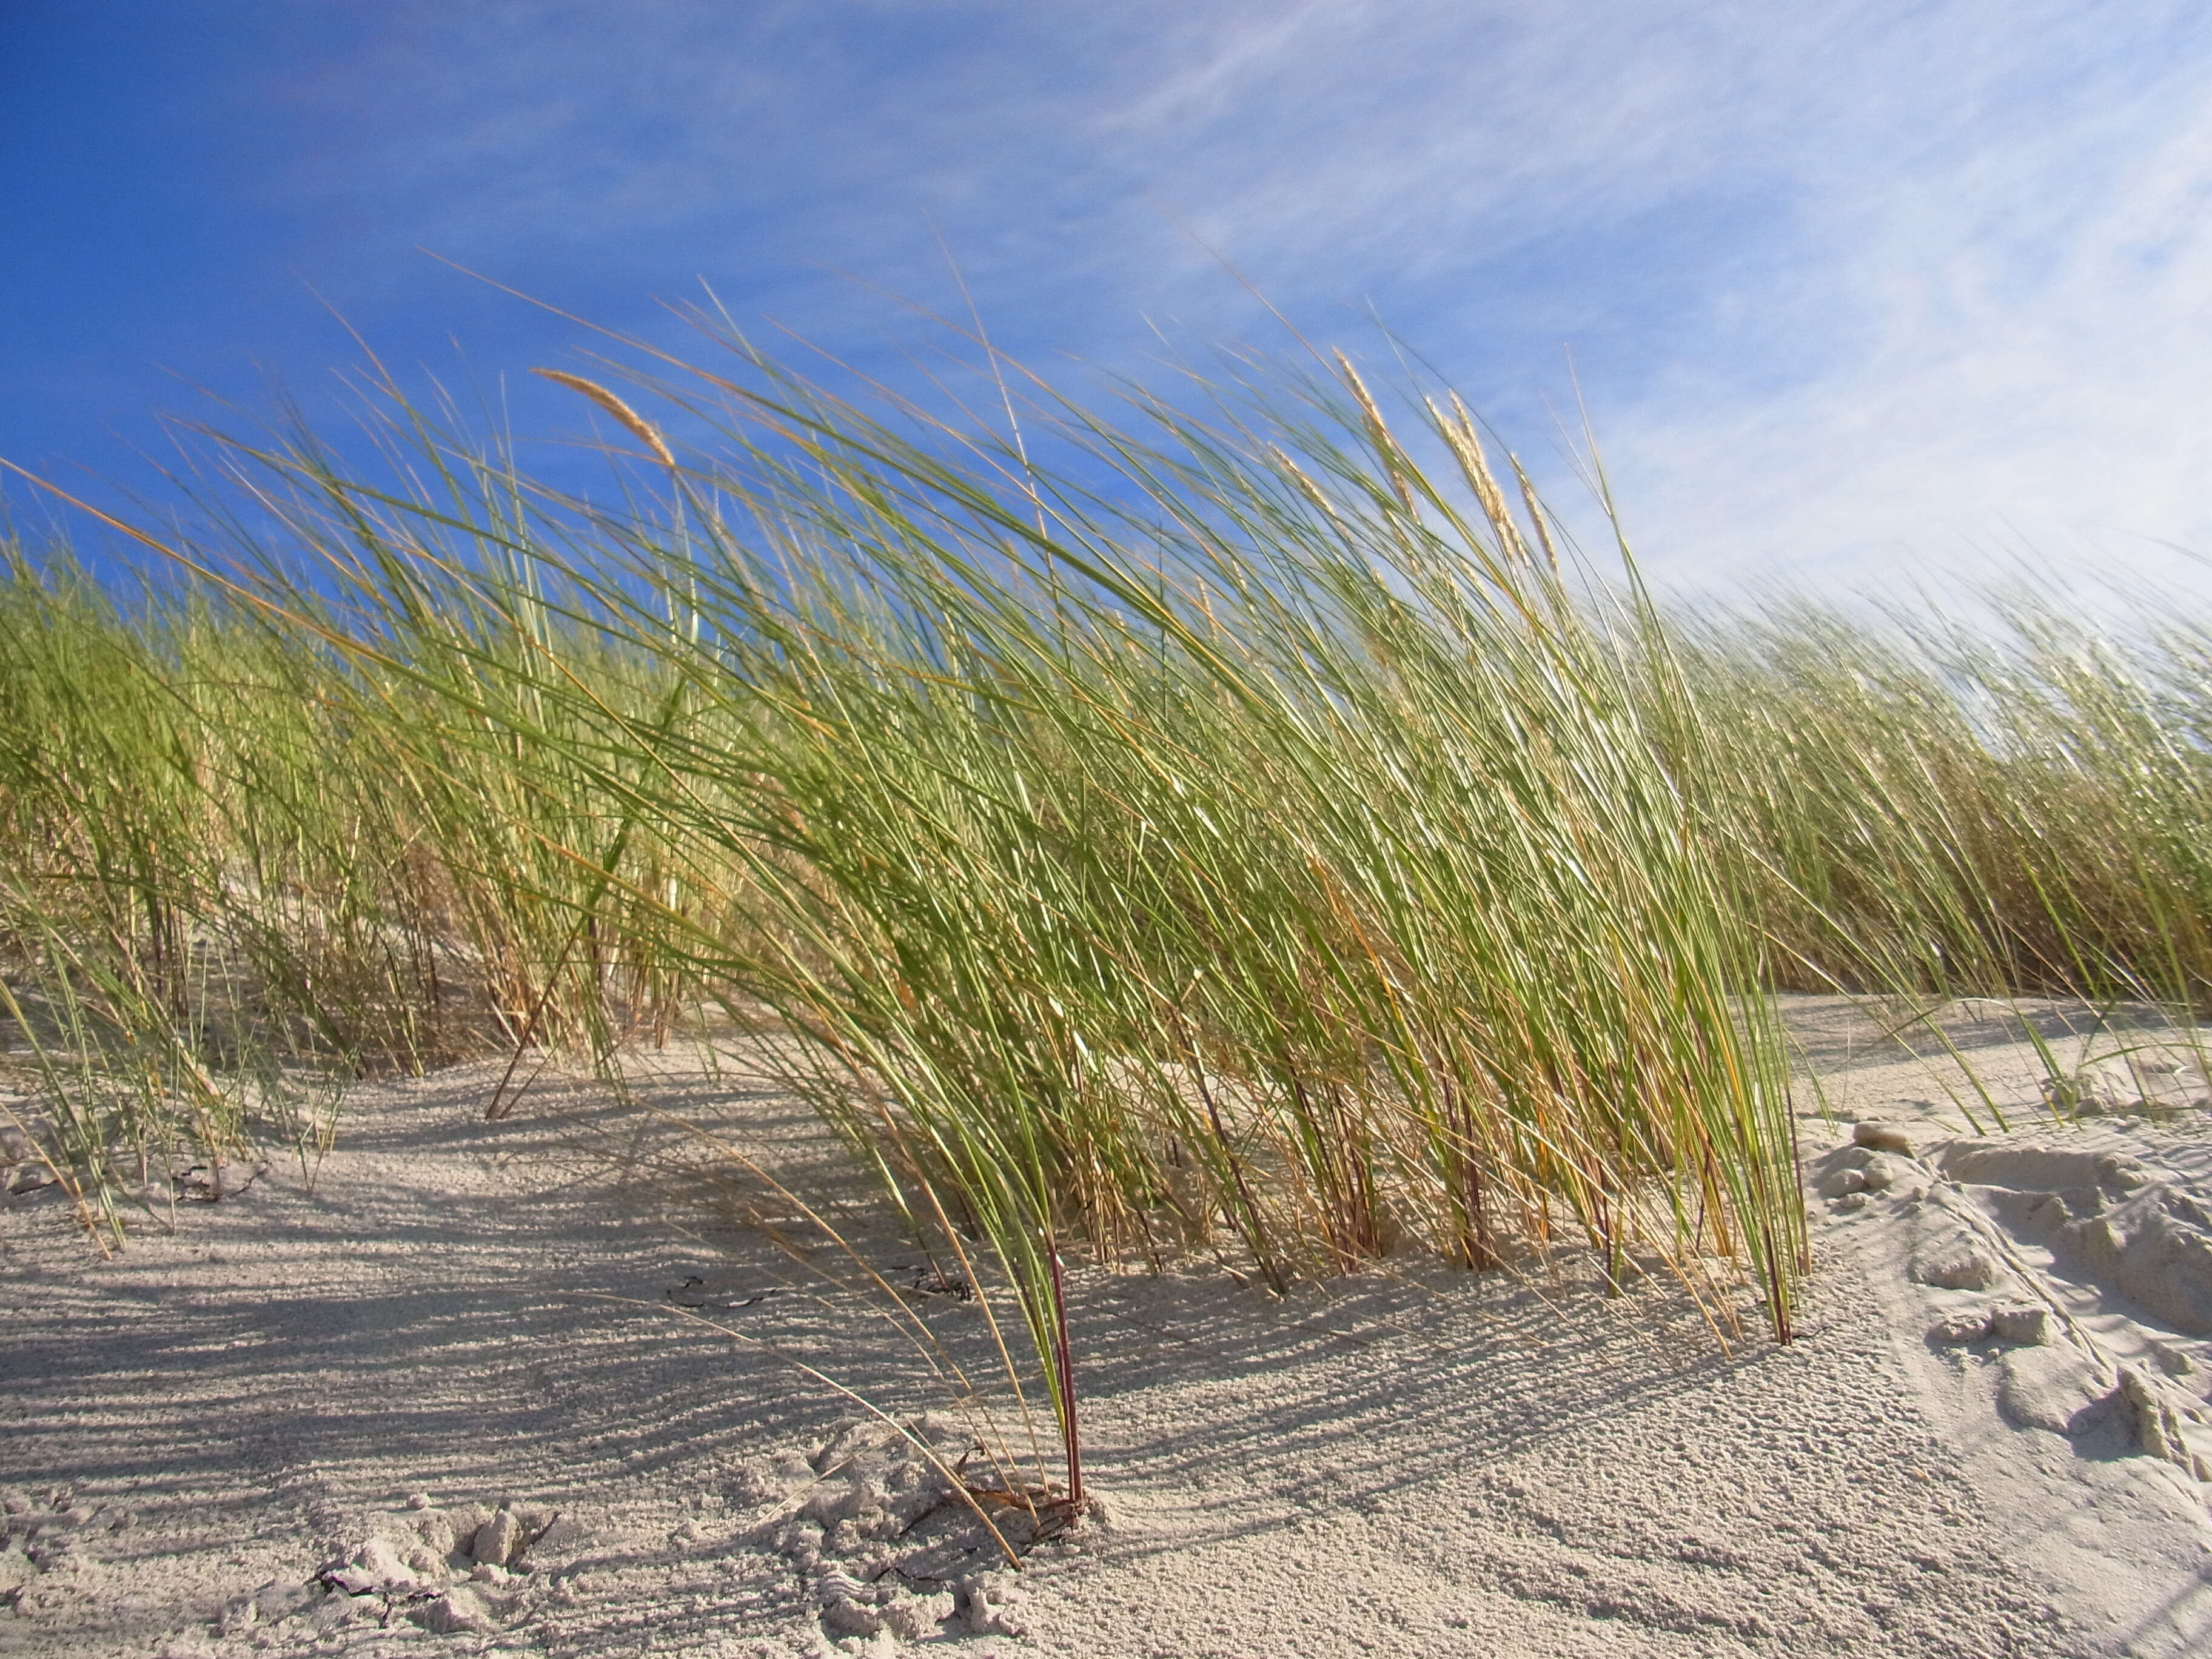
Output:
left=1270, top=444, right=1342, bottom=525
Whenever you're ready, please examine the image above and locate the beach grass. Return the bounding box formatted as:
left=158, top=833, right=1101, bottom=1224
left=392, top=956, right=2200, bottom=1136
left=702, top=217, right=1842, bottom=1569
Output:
left=7, top=321, right=2203, bottom=1503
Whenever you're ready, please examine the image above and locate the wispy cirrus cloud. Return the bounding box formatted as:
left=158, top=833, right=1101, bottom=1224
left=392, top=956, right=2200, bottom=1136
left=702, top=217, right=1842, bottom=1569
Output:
left=9, top=1, right=2211, bottom=598
left=1580, top=7, right=2212, bottom=598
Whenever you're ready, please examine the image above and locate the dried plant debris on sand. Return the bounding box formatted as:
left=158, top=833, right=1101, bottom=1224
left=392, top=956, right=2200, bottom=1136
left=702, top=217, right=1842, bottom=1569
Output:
left=94, top=1441, right=1036, bottom=1655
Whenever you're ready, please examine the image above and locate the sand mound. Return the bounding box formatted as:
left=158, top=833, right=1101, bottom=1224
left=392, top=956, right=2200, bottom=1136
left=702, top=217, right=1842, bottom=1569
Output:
left=7, top=1025, right=2212, bottom=1655
left=1809, top=1098, right=2212, bottom=1654
left=1815, top=1120, right=2212, bottom=1455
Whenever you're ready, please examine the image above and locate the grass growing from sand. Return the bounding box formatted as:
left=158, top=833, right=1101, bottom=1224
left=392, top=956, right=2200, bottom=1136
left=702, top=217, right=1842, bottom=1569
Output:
left=5, top=319, right=2204, bottom=1506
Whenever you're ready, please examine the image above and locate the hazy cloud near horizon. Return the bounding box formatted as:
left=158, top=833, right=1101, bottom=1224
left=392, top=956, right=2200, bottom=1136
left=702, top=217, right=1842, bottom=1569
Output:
left=6, top=1, right=2209, bottom=599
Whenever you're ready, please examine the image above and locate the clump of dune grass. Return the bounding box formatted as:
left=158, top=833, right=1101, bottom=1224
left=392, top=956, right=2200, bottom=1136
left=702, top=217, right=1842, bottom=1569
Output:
left=65, top=317, right=2171, bottom=1501
left=5, top=320, right=1827, bottom=1503
left=17, top=306, right=2212, bottom=1501
left=1666, top=596, right=2212, bottom=1032
left=0, top=550, right=389, bottom=1238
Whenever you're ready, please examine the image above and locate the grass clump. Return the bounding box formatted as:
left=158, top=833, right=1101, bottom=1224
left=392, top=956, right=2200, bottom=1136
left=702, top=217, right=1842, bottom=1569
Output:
left=0, top=319, right=1875, bottom=1503
left=1673, top=598, right=2212, bottom=1016
left=16, top=313, right=2212, bottom=1511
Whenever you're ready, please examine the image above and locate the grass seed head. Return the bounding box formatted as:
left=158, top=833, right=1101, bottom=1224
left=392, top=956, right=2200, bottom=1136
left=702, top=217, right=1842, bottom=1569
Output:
left=530, top=368, right=677, bottom=468
left=1509, top=453, right=1562, bottom=574
left=1435, top=392, right=1525, bottom=561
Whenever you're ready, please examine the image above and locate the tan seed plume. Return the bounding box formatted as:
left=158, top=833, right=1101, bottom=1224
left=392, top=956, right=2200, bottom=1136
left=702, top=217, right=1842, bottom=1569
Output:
left=1271, top=445, right=1342, bottom=525
left=1433, top=393, right=1527, bottom=563
left=1334, top=350, right=1416, bottom=515
left=530, top=369, right=676, bottom=469
left=1510, top=452, right=1563, bottom=575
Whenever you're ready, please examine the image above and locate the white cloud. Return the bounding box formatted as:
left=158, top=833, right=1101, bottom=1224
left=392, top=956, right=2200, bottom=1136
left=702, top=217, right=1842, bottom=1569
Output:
left=1587, top=7, right=2212, bottom=600
left=246, top=0, right=2212, bottom=599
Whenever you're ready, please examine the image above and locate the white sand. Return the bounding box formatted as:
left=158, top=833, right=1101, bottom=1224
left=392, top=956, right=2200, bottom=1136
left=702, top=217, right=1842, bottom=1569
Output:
left=5, top=1002, right=2212, bottom=1657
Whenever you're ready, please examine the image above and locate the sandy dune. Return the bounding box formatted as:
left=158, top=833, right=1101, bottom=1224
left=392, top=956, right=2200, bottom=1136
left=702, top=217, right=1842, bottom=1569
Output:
left=5, top=1005, right=2211, bottom=1657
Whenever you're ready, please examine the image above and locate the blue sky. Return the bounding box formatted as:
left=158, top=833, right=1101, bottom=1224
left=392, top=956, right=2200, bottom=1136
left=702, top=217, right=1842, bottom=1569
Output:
left=6, top=2, right=2211, bottom=599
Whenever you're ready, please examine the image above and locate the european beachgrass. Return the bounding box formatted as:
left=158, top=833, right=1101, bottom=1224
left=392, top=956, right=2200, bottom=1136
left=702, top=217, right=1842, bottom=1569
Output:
left=7, top=315, right=2204, bottom=1518
left=1666, top=595, right=2212, bottom=1122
